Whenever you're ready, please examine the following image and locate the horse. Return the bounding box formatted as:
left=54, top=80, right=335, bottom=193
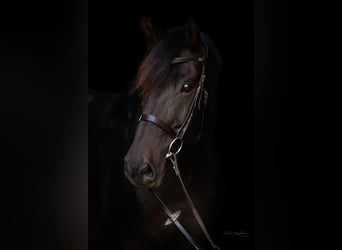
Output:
left=123, top=17, right=225, bottom=249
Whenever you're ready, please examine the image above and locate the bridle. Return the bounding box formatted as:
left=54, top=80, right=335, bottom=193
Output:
left=139, top=42, right=208, bottom=143
left=138, top=42, right=220, bottom=250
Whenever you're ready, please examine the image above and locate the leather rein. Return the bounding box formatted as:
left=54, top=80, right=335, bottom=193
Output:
left=138, top=43, right=220, bottom=250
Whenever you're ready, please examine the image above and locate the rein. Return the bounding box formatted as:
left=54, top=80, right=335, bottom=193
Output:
left=139, top=43, right=220, bottom=249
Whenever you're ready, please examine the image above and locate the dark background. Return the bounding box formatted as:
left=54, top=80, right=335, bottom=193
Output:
left=89, top=2, right=254, bottom=250
left=1, top=0, right=317, bottom=250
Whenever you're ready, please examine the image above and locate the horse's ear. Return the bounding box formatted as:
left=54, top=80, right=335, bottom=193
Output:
left=184, top=17, right=200, bottom=48
left=140, top=16, right=161, bottom=48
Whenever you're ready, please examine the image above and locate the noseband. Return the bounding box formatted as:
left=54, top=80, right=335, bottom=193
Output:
left=137, top=42, right=220, bottom=250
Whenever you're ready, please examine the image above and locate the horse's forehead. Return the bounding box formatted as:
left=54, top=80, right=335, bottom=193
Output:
left=177, top=62, right=199, bottom=78
left=179, top=47, right=201, bottom=57
left=175, top=48, right=202, bottom=74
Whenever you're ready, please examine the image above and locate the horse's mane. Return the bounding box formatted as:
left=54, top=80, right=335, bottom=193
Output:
left=133, top=27, right=222, bottom=100
left=133, top=27, right=185, bottom=99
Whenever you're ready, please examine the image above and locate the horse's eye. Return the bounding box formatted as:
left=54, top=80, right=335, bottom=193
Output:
left=181, top=82, right=194, bottom=93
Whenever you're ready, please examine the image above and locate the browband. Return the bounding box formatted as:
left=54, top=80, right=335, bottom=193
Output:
left=171, top=57, right=204, bottom=64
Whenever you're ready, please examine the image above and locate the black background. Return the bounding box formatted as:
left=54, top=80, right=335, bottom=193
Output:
left=89, top=2, right=254, bottom=249
left=1, top=0, right=318, bottom=249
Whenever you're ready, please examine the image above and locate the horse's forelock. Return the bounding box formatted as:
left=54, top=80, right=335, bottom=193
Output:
left=133, top=28, right=185, bottom=99
left=133, top=29, right=222, bottom=100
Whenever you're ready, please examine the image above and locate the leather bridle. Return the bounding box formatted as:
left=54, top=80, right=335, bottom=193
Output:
left=138, top=42, right=220, bottom=250
left=139, top=42, right=208, bottom=143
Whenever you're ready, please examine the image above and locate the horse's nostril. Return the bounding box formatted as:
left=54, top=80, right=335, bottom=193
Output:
left=139, top=164, right=153, bottom=177
left=138, top=164, right=155, bottom=181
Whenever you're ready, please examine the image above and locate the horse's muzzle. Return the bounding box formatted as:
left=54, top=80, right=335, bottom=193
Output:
left=124, top=158, right=158, bottom=188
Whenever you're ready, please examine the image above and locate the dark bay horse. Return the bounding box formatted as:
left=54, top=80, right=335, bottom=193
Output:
left=89, top=17, right=231, bottom=250
left=123, top=17, right=225, bottom=249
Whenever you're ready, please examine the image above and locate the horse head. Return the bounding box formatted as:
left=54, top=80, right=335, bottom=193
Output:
left=124, top=17, right=221, bottom=189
